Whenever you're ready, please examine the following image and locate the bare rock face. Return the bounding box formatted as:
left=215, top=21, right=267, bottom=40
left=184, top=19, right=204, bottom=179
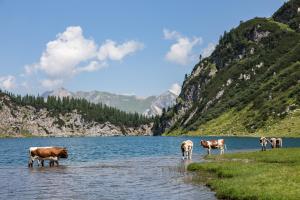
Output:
left=0, top=95, right=153, bottom=137
left=250, top=26, right=270, bottom=42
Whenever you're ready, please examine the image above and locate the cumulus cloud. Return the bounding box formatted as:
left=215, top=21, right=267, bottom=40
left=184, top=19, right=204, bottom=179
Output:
left=0, top=75, right=16, bottom=90
left=201, top=43, right=216, bottom=58
left=169, top=83, right=181, bottom=96
left=98, top=40, right=144, bottom=61
left=164, top=29, right=202, bottom=66
left=24, top=26, right=144, bottom=90
left=34, top=26, right=97, bottom=77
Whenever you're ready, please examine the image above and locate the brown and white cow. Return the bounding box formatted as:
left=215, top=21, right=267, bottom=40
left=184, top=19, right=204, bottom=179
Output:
left=270, top=138, right=282, bottom=148
left=200, top=139, right=226, bottom=155
left=259, top=137, right=268, bottom=151
left=28, top=147, right=68, bottom=167
left=181, top=140, right=193, bottom=160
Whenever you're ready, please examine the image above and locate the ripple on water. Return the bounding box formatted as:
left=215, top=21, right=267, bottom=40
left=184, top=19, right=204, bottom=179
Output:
left=0, top=155, right=216, bottom=200
left=4, top=136, right=299, bottom=199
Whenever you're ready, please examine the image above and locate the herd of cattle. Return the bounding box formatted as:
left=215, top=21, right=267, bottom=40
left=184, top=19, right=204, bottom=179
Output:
left=181, top=137, right=283, bottom=160
left=27, top=137, right=283, bottom=167
left=181, top=139, right=226, bottom=160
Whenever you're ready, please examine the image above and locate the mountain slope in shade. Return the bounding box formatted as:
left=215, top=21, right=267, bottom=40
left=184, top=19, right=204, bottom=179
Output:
left=42, top=88, right=178, bottom=115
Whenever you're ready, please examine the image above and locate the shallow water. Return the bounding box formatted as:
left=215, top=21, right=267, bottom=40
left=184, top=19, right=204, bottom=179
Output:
left=0, top=136, right=299, bottom=200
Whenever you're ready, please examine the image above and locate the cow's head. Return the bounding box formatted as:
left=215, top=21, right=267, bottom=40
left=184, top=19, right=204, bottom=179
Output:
left=59, top=148, right=68, bottom=159
left=200, top=140, right=205, bottom=146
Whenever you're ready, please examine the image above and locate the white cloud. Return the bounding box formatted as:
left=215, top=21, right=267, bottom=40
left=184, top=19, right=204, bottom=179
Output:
left=24, top=26, right=144, bottom=90
left=38, top=26, right=97, bottom=77
left=0, top=75, right=16, bottom=90
left=41, top=79, right=64, bottom=89
left=201, top=43, right=215, bottom=58
left=75, top=61, right=107, bottom=73
left=164, top=29, right=202, bottom=65
left=169, top=83, right=181, bottom=96
left=98, top=40, right=144, bottom=61
left=163, top=29, right=181, bottom=40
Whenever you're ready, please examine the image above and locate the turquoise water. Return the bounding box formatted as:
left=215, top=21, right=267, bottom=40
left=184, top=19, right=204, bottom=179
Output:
left=0, top=136, right=299, bottom=199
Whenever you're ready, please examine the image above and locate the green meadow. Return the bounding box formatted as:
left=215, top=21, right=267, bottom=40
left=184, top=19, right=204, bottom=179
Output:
left=188, top=148, right=300, bottom=200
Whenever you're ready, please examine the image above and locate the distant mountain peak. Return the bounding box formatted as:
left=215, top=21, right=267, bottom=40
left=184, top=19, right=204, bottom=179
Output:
left=41, top=88, right=177, bottom=115
left=42, top=87, right=73, bottom=99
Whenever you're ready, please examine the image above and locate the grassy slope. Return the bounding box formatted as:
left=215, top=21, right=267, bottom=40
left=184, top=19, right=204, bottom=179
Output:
left=164, top=18, right=300, bottom=137
left=183, top=108, right=300, bottom=137
left=188, top=148, right=300, bottom=200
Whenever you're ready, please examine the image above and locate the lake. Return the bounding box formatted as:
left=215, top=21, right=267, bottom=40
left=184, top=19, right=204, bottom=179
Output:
left=0, top=136, right=300, bottom=200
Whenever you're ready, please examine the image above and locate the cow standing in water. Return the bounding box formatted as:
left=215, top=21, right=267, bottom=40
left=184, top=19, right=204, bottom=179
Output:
left=181, top=140, right=193, bottom=160
left=200, top=139, right=226, bottom=155
left=28, top=147, right=68, bottom=167
left=260, top=137, right=268, bottom=151
left=270, top=138, right=283, bottom=148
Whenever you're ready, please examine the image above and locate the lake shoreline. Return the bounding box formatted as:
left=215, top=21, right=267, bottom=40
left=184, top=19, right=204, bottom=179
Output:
left=187, top=148, right=300, bottom=200
left=2, top=133, right=300, bottom=138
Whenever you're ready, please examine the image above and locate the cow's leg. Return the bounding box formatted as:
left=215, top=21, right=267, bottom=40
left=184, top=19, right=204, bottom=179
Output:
left=49, top=160, right=53, bottom=167
left=28, top=157, right=33, bottom=167
left=262, top=144, right=266, bottom=151
left=220, top=147, right=224, bottom=155
left=41, top=160, right=44, bottom=167
left=208, top=145, right=211, bottom=155
left=37, top=160, right=41, bottom=167
left=189, top=147, right=193, bottom=159
left=55, top=161, right=59, bottom=166
left=181, top=147, right=185, bottom=160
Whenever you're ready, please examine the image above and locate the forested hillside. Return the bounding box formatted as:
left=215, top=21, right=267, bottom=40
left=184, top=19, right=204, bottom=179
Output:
left=0, top=91, right=154, bottom=137
left=155, top=0, right=300, bottom=137
left=3, top=91, right=153, bottom=127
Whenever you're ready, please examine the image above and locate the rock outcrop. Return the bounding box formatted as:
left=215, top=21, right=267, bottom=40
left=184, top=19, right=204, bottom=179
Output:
left=0, top=94, right=153, bottom=137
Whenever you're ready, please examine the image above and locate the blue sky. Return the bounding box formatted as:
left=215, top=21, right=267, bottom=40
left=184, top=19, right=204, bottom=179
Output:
left=0, top=0, right=286, bottom=96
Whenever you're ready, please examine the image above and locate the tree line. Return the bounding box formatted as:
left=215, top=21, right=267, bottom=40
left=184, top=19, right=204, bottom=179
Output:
left=1, top=90, right=154, bottom=127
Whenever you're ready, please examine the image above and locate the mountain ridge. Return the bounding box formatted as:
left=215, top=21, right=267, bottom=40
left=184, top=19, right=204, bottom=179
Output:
left=155, top=0, right=300, bottom=137
left=42, top=87, right=178, bottom=116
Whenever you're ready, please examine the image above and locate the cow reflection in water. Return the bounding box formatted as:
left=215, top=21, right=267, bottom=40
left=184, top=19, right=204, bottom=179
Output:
left=28, top=147, right=68, bottom=167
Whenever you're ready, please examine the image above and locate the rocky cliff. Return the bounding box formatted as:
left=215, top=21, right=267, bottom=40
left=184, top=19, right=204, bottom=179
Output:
left=0, top=93, right=153, bottom=137
left=157, top=0, right=300, bottom=136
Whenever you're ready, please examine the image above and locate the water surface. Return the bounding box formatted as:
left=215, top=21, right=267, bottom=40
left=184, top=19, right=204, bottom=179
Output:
left=0, top=136, right=299, bottom=200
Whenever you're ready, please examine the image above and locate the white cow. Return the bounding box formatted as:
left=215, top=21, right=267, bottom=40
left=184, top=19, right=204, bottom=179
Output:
left=181, top=140, right=193, bottom=160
